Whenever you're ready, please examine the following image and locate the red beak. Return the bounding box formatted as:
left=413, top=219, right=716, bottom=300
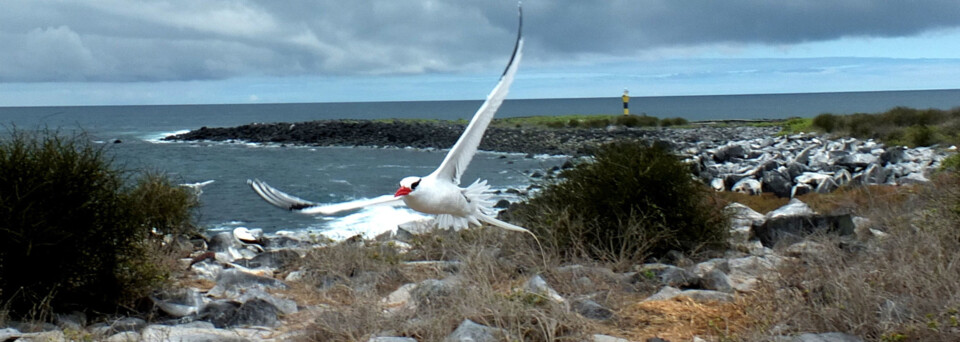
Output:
left=394, top=186, right=411, bottom=197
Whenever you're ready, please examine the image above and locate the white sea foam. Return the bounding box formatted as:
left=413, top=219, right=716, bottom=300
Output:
left=321, top=206, right=429, bottom=241
left=143, top=130, right=192, bottom=143
left=208, top=220, right=247, bottom=232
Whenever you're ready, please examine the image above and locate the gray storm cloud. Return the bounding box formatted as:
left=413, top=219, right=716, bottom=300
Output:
left=1, top=0, right=959, bottom=82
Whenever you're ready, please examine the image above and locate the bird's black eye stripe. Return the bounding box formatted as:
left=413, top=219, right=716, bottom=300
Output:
left=411, top=179, right=421, bottom=190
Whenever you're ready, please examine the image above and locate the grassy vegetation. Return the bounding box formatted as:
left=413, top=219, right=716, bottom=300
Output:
left=0, top=129, right=198, bottom=319
left=507, top=140, right=729, bottom=264
left=740, top=173, right=960, bottom=341
left=494, top=114, right=688, bottom=129
left=286, top=229, right=592, bottom=341
left=371, top=114, right=691, bottom=130
left=809, top=106, right=960, bottom=147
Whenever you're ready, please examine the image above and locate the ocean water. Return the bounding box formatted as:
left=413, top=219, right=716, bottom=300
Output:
left=1, top=89, right=958, bottom=237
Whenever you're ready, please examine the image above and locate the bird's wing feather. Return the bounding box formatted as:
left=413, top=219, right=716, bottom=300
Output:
left=431, top=6, right=523, bottom=185
left=248, top=179, right=402, bottom=215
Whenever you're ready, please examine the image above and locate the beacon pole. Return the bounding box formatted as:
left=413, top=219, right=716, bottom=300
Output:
left=622, top=89, right=630, bottom=116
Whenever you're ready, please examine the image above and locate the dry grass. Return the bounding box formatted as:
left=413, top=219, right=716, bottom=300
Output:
left=618, top=297, right=756, bottom=341
left=743, top=174, right=960, bottom=341
left=717, top=184, right=914, bottom=216
left=282, top=228, right=591, bottom=341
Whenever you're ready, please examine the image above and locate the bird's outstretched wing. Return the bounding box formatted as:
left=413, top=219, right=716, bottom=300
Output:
left=430, top=5, right=523, bottom=185
left=248, top=179, right=403, bottom=215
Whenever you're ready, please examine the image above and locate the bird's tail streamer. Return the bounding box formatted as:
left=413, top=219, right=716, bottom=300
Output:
left=477, top=214, right=548, bottom=270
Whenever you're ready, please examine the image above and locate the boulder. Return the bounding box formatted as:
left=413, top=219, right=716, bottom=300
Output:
left=836, top=153, right=878, bottom=169
left=572, top=299, right=614, bottom=320
left=208, top=232, right=244, bottom=253
left=726, top=255, right=785, bottom=292
left=790, top=183, right=812, bottom=198
left=369, top=337, right=418, bottom=342
left=443, top=319, right=508, bottom=342
left=636, top=264, right=700, bottom=289
left=140, top=323, right=257, bottom=342
left=208, top=269, right=288, bottom=298
left=524, top=275, right=565, bottom=303
left=592, top=335, right=632, bottom=342
left=698, top=269, right=735, bottom=293
left=201, top=299, right=280, bottom=328
left=732, top=177, right=762, bottom=195
left=761, top=169, right=793, bottom=198
left=756, top=199, right=854, bottom=247
left=411, top=277, right=461, bottom=308
left=643, top=286, right=682, bottom=302
left=678, top=289, right=735, bottom=303
left=714, top=144, right=748, bottom=163
left=792, top=332, right=864, bottom=342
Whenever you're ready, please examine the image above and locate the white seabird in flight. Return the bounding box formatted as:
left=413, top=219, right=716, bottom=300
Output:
left=248, top=6, right=533, bottom=237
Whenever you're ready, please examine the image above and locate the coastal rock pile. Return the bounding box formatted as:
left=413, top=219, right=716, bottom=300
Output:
left=167, top=120, right=953, bottom=197
left=681, top=132, right=952, bottom=197
left=164, top=120, right=776, bottom=156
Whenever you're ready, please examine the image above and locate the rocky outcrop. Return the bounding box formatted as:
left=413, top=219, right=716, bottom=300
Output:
left=167, top=121, right=953, bottom=199
left=163, top=120, right=779, bottom=156
left=687, top=133, right=951, bottom=197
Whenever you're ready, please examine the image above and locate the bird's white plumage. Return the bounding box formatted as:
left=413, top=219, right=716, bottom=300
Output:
left=433, top=39, right=522, bottom=186
left=248, top=5, right=533, bottom=237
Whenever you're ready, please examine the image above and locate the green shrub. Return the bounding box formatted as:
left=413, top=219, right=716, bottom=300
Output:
left=507, top=140, right=728, bottom=262
left=615, top=115, right=640, bottom=127
left=904, top=124, right=937, bottom=147
left=660, top=117, right=689, bottom=127
left=939, top=153, right=960, bottom=173
left=0, top=130, right=198, bottom=317
left=811, top=113, right=840, bottom=133
left=583, top=118, right=611, bottom=128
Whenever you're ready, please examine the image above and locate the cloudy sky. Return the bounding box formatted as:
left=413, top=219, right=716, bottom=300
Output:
left=2, top=1, right=960, bottom=106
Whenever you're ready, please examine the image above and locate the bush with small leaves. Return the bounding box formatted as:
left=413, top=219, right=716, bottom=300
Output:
left=811, top=113, right=840, bottom=133
left=0, top=130, right=198, bottom=318
left=660, top=117, right=689, bottom=127
left=506, top=140, right=728, bottom=262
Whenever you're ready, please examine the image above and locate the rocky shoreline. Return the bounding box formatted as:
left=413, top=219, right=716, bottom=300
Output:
left=166, top=119, right=953, bottom=199
left=163, top=119, right=780, bottom=156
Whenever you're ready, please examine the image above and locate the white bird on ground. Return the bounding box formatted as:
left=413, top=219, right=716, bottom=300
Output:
left=248, top=6, right=535, bottom=238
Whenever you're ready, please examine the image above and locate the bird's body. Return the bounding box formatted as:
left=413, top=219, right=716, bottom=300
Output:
left=248, top=5, right=532, bottom=236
